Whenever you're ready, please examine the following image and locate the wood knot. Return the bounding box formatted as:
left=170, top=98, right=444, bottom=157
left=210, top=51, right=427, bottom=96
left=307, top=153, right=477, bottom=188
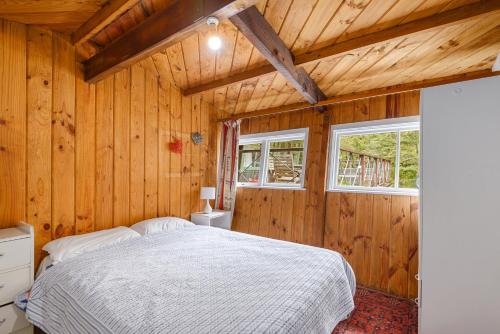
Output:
left=43, top=223, right=50, bottom=231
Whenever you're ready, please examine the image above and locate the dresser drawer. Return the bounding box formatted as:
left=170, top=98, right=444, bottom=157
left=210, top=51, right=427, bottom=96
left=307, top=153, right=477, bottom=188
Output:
left=0, top=304, right=31, bottom=334
left=0, top=268, right=30, bottom=306
left=0, top=239, right=30, bottom=272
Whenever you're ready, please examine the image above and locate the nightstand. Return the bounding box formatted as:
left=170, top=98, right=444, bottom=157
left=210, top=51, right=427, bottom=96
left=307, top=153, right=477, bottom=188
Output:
left=190, top=210, right=232, bottom=230
left=0, top=222, right=34, bottom=334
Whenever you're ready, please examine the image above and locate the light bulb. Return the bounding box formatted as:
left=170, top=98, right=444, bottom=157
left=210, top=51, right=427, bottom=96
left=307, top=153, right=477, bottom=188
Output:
left=208, top=35, right=222, bottom=51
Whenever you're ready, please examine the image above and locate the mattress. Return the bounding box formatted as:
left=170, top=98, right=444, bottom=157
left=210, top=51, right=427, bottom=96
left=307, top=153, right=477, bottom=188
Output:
left=26, top=226, right=355, bottom=334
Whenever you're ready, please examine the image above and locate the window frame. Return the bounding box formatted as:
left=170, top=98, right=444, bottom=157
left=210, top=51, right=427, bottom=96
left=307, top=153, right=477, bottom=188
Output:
left=328, top=116, right=420, bottom=196
left=238, top=128, right=309, bottom=189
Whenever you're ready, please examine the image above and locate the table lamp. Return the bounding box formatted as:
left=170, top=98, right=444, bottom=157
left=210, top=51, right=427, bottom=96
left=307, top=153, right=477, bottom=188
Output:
left=200, top=187, right=216, bottom=213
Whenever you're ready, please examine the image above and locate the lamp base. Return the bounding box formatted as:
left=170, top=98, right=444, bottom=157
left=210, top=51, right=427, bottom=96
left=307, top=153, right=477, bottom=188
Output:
left=202, top=199, right=212, bottom=214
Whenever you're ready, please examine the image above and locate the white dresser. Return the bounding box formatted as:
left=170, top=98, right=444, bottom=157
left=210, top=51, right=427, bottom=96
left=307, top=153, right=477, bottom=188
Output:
left=0, top=223, right=33, bottom=334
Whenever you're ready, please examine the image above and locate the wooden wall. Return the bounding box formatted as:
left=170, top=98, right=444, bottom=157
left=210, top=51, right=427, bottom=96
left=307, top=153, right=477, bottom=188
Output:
left=233, top=92, right=420, bottom=299
left=0, top=19, right=216, bottom=265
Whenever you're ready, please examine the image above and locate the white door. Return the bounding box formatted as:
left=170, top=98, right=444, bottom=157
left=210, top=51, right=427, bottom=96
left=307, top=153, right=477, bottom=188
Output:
left=420, top=76, right=500, bottom=333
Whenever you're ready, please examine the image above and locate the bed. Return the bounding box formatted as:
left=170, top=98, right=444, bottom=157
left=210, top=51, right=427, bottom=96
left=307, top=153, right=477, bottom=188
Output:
left=25, top=226, right=355, bottom=334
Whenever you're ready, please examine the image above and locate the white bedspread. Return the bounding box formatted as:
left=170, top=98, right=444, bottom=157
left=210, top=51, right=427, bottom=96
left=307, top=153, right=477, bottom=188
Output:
left=27, top=226, right=355, bottom=334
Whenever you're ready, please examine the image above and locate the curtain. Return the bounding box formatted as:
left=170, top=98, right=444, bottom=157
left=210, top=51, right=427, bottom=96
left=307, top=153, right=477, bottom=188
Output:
left=215, top=120, right=240, bottom=213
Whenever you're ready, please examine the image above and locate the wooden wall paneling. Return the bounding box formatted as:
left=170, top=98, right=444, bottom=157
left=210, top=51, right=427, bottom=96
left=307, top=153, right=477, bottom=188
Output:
left=257, top=188, right=272, bottom=237
left=268, top=190, right=283, bottom=240
left=75, top=61, right=96, bottom=234
left=169, top=88, right=182, bottom=216
left=52, top=34, right=75, bottom=238
left=129, top=64, right=145, bottom=222
left=231, top=187, right=244, bottom=231
left=199, top=95, right=209, bottom=187
left=144, top=70, right=159, bottom=219
left=180, top=96, right=191, bottom=219
left=338, top=192, right=357, bottom=265
left=278, top=190, right=294, bottom=241
left=368, top=194, right=392, bottom=292
left=408, top=196, right=419, bottom=298
left=158, top=79, right=171, bottom=216
left=190, top=95, right=201, bottom=212
left=323, top=192, right=341, bottom=250
left=368, top=95, right=387, bottom=120
left=26, top=26, right=52, bottom=264
left=388, top=195, right=411, bottom=297
left=113, top=68, right=130, bottom=227
left=249, top=189, right=262, bottom=235
left=206, top=102, right=218, bottom=189
left=95, top=76, right=114, bottom=231
left=352, top=193, right=374, bottom=285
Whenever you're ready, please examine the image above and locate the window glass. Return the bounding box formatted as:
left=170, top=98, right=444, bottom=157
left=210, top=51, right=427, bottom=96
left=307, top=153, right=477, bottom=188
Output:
left=238, top=143, right=262, bottom=184
left=329, top=118, right=419, bottom=195
left=237, top=129, right=308, bottom=189
left=337, top=132, right=397, bottom=188
left=399, top=130, right=420, bottom=189
left=266, top=139, right=305, bottom=185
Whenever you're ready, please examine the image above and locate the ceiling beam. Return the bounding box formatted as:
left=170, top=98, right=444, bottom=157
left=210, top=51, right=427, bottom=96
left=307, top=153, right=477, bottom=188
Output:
left=218, top=69, right=500, bottom=121
left=71, top=0, right=139, bottom=45
left=229, top=6, right=326, bottom=104
left=187, top=0, right=500, bottom=96
left=84, top=0, right=258, bottom=83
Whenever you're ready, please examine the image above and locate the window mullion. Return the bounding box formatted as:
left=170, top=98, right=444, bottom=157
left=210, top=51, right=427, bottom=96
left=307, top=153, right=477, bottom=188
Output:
left=259, top=140, right=269, bottom=187
left=394, top=130, right=401, bottom=189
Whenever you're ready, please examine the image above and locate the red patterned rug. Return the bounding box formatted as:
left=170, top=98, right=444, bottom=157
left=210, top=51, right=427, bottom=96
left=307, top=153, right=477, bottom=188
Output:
left=333, top=287, right=418, bottom=334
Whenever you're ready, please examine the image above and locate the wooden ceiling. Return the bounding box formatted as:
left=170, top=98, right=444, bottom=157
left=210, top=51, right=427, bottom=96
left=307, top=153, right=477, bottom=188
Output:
left=2, top=0, right=499, bottom=117
left=0, top=0, right=108, bottom=32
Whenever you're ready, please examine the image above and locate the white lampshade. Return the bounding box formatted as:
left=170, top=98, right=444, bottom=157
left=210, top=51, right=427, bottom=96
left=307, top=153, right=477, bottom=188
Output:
left=200, top=187, right=216, bottom=200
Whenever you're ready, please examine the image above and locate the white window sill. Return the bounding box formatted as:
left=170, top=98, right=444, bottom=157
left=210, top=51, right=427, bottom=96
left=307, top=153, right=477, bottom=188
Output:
left=237, top=184, right=306, bottom=191
left=327, top=187, right=419, bottom=196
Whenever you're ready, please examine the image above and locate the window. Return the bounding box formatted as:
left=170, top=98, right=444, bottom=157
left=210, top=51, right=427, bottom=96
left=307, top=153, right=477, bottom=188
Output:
left=238, top=128, right=308, bottom=188
left=328, top=117, right=419, bottom=195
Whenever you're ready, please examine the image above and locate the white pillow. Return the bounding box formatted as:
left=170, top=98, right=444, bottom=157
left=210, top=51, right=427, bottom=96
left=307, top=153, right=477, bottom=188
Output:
left=130, top=217, right=194, bottom=235
left=43, top=227, right=140, bottom=264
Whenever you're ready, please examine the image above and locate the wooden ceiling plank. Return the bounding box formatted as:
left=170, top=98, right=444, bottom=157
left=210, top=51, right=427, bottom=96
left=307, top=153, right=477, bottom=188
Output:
left=214, top=21, right=239, bottom=80
left=151, top=51, right=175, bottom=87
left=219, top=69, right=500, bottom=121
left=291, top=0, right=343, bottom=52
left=184, top=0, right=500, bottom=95
left=382, top=13, right=498, bottom=87
left=71, top=0, right=139, bottom=45
left=244, top=73, right=277, bottom=111
left=84, top=0, right=258, bottom=83
left=337, top=30, right=436, bottom=94
left=229, top=6, right=326, bottom=104
left=336, top=0, right=400, bottom=43
left=181, top=34, right=201, bottom=87
left=401, top=16, right=500, bottom=82
left=166, top=43, right=188, bottom=88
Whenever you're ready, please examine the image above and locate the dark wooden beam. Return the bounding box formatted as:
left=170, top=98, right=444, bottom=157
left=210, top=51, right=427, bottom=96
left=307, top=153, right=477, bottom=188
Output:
left=72, top=0, right=139, bottom=45
left=186, top=0, right=500, bottom=95
left=229, top=6, right=326, bottom=104
left=84, top=0, right=257, bottom=83
left=218, top=69, right=500, bottom=121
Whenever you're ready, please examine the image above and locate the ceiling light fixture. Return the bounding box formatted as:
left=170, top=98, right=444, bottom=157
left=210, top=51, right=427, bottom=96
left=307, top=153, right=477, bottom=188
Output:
left=493, top=53, right=500, bottom=72
left=207, top=16, right=222, bottom=51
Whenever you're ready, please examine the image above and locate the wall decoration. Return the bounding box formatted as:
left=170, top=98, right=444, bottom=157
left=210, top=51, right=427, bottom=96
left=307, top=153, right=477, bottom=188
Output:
left=169, top=138, right=183, bottom=154
left=191, top=132, right=203, bottom=145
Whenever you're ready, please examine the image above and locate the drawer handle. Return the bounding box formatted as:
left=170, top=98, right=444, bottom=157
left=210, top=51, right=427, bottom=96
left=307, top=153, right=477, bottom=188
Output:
left=0, top=284, right=4, bottom=289
left=0, top=254, right=4, bottom=257
left=0, top=318, right=5, bottom=325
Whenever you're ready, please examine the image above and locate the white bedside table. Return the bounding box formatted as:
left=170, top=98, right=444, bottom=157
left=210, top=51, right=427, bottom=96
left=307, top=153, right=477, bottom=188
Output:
left=191, top=210, right=232, bottom=230
left=0, top=222, right=34, bottom=334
